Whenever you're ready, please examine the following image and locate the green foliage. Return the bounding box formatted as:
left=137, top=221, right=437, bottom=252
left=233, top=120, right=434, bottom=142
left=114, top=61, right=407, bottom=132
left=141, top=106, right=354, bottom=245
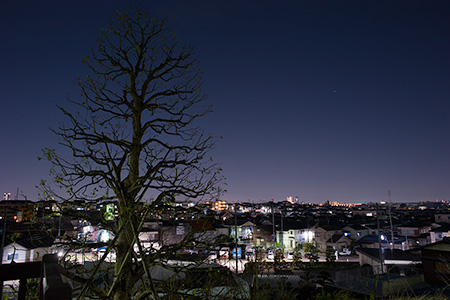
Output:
left=304, top=242, right=320, bottom=265
left=255, top=247, right=266, bottom=263
left=304, top=242, right=316, bottom=253
left=325, top=246, right=336, bottom=265
left=273, top=248, right=285, bottom=271
left=272, top=277, right=296, bottom=300
left=315, top=290, right=353, bottom=300
left=103, top=203, right=115, bottom=221
left=315, top=290, right=334, bottom=300
left=2, top=279, right=40, bottom=300
left=244, top=261, right=258, bottom=274
left=250, top=283, right=272, bottom=300
left=310, top=253, right=320, bottom=264
left=156, top=266, right=244, bottom=300
left=315, top=270, right=333, bottom=286
left=275, top=241, right=285, bottom=249
left=292, top=243, right=303, bottom=268
left=294, top=271, right=316, bottom=300
left=25, top=279, right=40, bottom=300
left=251, top=278, right=296, bottom=300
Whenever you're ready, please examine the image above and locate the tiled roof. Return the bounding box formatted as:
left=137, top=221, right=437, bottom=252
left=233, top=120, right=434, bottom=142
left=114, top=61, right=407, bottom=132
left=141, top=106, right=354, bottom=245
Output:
left=4, top=231, right=55, bottom=249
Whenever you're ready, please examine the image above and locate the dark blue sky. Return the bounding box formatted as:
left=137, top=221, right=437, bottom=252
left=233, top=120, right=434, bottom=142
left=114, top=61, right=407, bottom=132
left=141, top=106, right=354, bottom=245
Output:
left=1, top=0, right=450, bottom=203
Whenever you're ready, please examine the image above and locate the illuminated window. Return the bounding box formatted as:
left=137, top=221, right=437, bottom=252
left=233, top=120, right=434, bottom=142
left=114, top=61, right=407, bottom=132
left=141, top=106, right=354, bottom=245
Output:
left=7, top=253, right=18, bottom=260
left=176, top=226, right=185, bottom=235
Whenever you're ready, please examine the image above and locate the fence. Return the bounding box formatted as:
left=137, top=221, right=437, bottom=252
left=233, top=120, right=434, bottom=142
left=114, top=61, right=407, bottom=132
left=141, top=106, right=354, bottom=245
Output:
left=0, top=254, right=72, bottom=300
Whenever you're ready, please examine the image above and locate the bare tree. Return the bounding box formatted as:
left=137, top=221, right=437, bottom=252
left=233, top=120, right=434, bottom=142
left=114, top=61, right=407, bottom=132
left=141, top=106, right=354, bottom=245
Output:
left=40, top=7, right=221, bottom=300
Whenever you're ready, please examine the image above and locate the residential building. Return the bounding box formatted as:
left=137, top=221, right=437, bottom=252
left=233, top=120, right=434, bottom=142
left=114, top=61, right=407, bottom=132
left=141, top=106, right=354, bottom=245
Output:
left=397, top=221, right=432, bottom=248
left=434, top=213, right=450, bottom=224
left=314, top=225, right=342, bottom=251
left=421, top=238, right=450, bottom=285
left=1, top=231, right=55, bottom=263
left=429, top=223, right=450, bottom=243
left=275, top=221, right=311, bottom=251
left=327, top=234, right=352, bottom=251
left=342, top=224, right=377, bottom=240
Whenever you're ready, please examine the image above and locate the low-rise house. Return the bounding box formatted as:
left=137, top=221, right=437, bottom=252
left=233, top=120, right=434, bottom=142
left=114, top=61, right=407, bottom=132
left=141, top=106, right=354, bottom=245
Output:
left=327, top=233, right=352, bottom=251
left=139, top=227, right=160, bottom=250
left=187, top=219, right=218, bottom=244
left=429, top=223, right=450, bottom=243
left=252, top=223, right=273, bottom=248
left=397, top=221, right=432, bottom=238
left=160, top=221, right=189, bottom=245
left=212, top=222, right=229, bottom=239
left=224, top=218, right=250, bottom=244
left=315, top=225, right=342, bottom=251
left=354, top=234, right=407, bottom=250
left=159, top=219, right=220, bottom=246
left=297, top=228, right=316, bottom=245
left=275, top=221, right=310, bottom=251
left=420, top=237, right=450, bottom=285
left=397, top=221, right=432, bottom=248
left=434, top=213, right=450, bottom=224
left=1, top=231, right=55, bottom=263
left=342, top=224, right=377, bottom=240
left=239, top=221, right=256, bottom=246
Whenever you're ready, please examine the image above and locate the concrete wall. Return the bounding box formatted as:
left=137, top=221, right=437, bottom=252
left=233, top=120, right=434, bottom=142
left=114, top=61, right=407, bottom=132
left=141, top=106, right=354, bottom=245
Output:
left=382, top=274, right=424, bottom=295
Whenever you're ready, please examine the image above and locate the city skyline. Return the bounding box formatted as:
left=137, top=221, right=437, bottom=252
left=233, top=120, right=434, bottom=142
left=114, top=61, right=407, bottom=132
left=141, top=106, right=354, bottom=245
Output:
left=1, top=1, right=450, bottom=203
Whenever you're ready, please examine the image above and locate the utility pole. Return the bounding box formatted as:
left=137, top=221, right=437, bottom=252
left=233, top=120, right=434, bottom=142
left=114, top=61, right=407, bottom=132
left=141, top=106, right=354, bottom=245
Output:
left=0, top=205, right=7, bottom=296
left=376, top=203, right=384, bottom=274
left=388, top=191, right=395, bottom=250
left=280, top=209, right=284, bottom=250
left=0, top=206, right=7, bottom=264
left=234, top=203, right=238, bottom=273
left=272, top=202, right=275, bottom=249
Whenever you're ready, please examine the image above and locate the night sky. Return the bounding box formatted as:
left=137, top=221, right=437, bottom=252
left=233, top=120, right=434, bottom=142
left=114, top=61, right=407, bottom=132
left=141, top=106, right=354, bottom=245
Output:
left=1, top=0, right=450, bottom=203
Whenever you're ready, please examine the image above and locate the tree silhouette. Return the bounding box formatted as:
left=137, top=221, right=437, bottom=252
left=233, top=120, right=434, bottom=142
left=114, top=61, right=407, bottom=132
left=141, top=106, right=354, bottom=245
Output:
left=40, top=7, right=221, bottom=300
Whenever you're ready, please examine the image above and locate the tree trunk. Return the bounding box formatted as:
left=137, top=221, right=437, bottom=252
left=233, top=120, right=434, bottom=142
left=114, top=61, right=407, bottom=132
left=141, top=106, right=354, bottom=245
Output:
left=113, top=199, right=136, bottom=300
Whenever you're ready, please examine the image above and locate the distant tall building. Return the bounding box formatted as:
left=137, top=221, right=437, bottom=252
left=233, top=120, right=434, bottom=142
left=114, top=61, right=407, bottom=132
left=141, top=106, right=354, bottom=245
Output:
left=286, top=196, right=298, bottom=204
left=212, top=200, right=227, bottom=211
left=0, top=200, right=36, bottom=222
